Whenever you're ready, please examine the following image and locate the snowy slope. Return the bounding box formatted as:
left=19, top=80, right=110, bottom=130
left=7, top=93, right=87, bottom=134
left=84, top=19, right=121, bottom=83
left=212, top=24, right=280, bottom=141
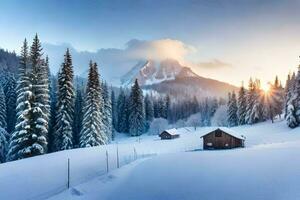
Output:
left=121, top=59, right=194, bottom=86
left=1, top=120, right=300, bottom=200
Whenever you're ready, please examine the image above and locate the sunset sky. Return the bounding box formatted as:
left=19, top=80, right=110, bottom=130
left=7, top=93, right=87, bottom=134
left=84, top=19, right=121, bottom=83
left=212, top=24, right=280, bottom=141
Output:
left=1, top=0, right=300, bottom=86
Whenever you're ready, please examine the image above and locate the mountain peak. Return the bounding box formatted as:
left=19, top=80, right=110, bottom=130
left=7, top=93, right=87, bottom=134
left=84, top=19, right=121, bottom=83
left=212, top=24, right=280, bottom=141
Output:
left=121, top=58, right=197, bottom=86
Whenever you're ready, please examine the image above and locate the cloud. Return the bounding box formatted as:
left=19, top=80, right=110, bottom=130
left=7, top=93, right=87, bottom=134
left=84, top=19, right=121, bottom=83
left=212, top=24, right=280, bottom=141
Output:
left=125, top=39, right=196, bottom=62
left=196, top=59, right=232, bottom=69
left=43, top=38, right=196, bottom=84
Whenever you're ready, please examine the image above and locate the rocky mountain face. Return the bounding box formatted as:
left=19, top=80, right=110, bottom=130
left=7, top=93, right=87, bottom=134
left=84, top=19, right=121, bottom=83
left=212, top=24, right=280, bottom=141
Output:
left=121, top=59, right=238, bottom=99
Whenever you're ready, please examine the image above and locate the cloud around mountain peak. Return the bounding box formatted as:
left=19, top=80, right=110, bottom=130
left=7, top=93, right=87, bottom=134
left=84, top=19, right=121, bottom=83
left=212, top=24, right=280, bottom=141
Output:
left=43, top=38, right=228, bottom=85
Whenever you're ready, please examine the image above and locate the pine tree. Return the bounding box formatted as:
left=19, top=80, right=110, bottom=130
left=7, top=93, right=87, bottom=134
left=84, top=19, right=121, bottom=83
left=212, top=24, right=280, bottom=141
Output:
left=73, top=82, right=84, bottom=147
left=245, top=78, right=255, bottom=124
left=237, top=84, right=247, bottom=125
left=3, top=74, right=17, bottom=133
left=165, top=95, right=170, bottom=120
left=144, top=94, right=154, bottom=122
left=270, top=76, right=284, bottom=120
left=29, top=34, right=49, bottom=154
left=201, top=98, right=211, bottom=126
left=0, top=127, right=8, bottom=163
left=284, top=73, right=292, bottom=118
left=101, top=82, right=112, bottom=142
left=54, top=49, right=75, bottom=151
left=48, top=75, right=57, bottom=152
left=191, top=96, right=199, bottom=114
left=0, top=85, right=7, bottom=129
left=227, top=91, right=238, bottom=127
left=117, top=88, right=128, bottom=133
left=110, top=89, right=118, bottom=133
left=144, top=94, right=154, bottom=131
left=80, top=61, right=107, bottom=147
left=128, top=79, right=145, bottom=136
left=249, top=79, right=265, bottom=124
left=158, top=98, right=165, bottom=119
left=7, top=39, right=36, bottom=160
left=44, top=55, right=51, bottom=118
left=294, top=65, right=300, bottom=124
left=286, top=71, right=298, bottom=128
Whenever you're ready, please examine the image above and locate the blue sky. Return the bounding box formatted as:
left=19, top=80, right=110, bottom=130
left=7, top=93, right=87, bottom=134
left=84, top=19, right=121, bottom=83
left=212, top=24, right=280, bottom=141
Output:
left=1, top=0, right=300, bottom=86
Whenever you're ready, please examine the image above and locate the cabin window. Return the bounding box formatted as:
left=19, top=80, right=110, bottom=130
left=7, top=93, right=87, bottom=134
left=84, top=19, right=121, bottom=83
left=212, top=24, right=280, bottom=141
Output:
left=215, top=130, right=222, bottom=137
left=207, top=143, right=212, bottom=146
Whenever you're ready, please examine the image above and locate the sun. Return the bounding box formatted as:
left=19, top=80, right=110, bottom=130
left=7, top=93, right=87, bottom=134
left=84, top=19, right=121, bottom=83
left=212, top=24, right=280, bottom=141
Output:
left=261, top=83, right=271, bottom=93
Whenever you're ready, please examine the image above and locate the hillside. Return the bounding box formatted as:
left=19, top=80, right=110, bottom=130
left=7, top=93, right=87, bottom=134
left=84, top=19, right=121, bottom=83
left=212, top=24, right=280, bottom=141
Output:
left=0, top=120, right=300, bottom=200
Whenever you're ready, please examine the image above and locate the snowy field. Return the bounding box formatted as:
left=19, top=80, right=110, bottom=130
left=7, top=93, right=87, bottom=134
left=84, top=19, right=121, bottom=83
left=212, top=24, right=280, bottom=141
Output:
left=1, top=120, right=300, bottom=200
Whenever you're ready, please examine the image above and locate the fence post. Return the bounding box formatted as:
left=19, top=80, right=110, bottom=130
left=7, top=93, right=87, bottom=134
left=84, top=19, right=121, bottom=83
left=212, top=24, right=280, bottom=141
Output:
left=116, top=143, right=120, bottom=168
left=67, top=158, right=70, bottom=189
left=106, top=150, right=109, bottom=173
left=133, top=147, right=137, bottom=160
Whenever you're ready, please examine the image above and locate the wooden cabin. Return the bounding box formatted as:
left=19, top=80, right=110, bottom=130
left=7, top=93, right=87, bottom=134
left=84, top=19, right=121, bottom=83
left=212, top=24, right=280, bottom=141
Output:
left=200, top=128, right=245, bottom=149
left=159, top=129, right=180, bottom=140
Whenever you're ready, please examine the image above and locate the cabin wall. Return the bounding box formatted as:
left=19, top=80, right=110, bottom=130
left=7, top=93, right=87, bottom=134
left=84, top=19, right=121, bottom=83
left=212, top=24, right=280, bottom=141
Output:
left=203, top=130, right=243, bottom=149
left=160, top=132, right=179, bottom=140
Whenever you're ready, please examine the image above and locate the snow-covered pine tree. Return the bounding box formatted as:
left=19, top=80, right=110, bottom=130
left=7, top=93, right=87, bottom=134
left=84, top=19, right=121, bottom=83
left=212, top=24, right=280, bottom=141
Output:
left=286, top=71, right=298, bottom=128
left=44, top=55, right=51, bottom=118
left=237, top=84, right=247, bottom=125
left=245, top=78, right=255, bottom=124
left=73, top=81, right=84, bottom=147
left=270, top=76, right=284, bottom=120
left=128, top=79, right=145, bottom=136
left=0, top=127, right=8, bottom=163
left=29, top=34, right=49, bottom=155
left=116, top=88, right=128, bottom=133
left=227, top=91, right=238, bottom=127
left=249, top=79, right=265, bottom=124
left=0, top=85, right=7, bottom=129
left=80, top=61, right=107, bottom=147
left=7, top=39, right=36, bottom=160
left=3, top=74, right=17, bottom=133
left=284, top=73, right=292, bottom=118
left=111, top=89, right=117, bottom=140
left=101, top=81, right=112, bottom=142
left=294, top=65, right=300, bottom=124
left=54, top=49, right=75, bottom=151
left=48, top=75, right=57, bottom=152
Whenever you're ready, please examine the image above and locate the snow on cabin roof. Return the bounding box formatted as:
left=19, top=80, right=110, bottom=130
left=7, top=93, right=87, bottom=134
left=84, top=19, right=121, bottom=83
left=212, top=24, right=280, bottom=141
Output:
left=163, top=128, right=180, bottom=136
left=200, top=127, right=245, bottom=140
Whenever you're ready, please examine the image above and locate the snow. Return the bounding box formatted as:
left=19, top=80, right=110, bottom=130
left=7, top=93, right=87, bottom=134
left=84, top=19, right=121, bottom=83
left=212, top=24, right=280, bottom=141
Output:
left=200, top=127, right=245, bottom=140
left=1, top=120, right=300, bottom=200
left=161, top=128, right=180, bottom=136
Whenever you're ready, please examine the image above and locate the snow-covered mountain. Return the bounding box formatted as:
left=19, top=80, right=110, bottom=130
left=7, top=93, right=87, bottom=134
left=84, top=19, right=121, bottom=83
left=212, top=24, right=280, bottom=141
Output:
left=121, top=59, right=198, bottom=86
left=121, top=59, right=238, bottom=98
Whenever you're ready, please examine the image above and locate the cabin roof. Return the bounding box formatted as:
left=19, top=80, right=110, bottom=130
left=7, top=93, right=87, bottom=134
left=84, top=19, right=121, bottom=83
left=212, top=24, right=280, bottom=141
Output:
left=161, top=128, right=180, bottom=136
left=200, top=127, right=245, bottom=140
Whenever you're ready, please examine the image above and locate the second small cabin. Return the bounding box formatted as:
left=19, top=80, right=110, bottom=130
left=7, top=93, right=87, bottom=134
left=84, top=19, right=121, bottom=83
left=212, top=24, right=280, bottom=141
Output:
left=159, top=129, right=180, bottom=140
left=201, top=128, right=245, bottom=149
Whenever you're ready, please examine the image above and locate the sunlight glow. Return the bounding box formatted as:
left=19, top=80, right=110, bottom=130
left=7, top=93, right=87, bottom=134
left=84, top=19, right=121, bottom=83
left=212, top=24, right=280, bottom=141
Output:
left=261, top=83, right=271, bottom=93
